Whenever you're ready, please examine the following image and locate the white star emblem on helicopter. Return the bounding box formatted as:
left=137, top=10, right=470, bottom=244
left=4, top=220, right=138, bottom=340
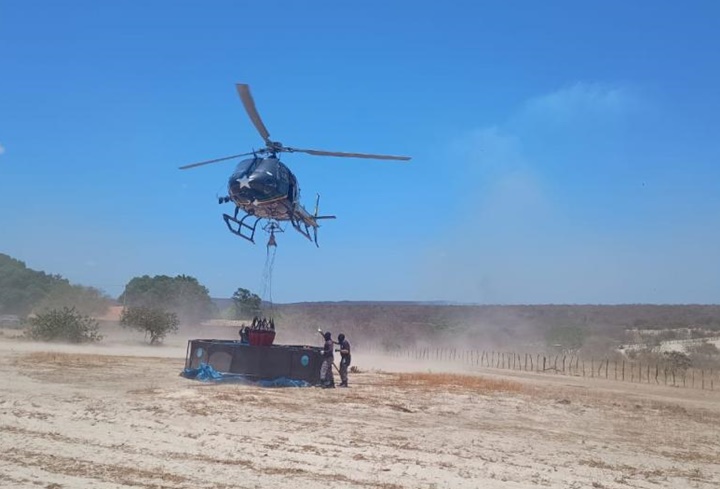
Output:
left=236, top=176, right=252, bottom=188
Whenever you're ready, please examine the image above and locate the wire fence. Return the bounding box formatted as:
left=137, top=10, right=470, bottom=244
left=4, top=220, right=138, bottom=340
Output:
left=367, top=347, right=717, bottom=391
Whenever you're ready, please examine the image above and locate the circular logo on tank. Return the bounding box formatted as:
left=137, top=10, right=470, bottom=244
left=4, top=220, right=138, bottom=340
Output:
left=196, top=347, right=204, bottom=358
left=300, top=354, right=309, bottom=367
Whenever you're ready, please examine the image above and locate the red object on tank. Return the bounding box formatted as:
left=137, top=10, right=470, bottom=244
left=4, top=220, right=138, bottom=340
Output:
left=248, top=329, right=276, bottom=346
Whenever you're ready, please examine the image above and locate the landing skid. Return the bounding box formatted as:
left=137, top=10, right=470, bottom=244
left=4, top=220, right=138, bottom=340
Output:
left=221, top=203, right=334, bottom=247
left=290, top=217, right=316, bottom=247
left=222, top=208, right=261, bottom=243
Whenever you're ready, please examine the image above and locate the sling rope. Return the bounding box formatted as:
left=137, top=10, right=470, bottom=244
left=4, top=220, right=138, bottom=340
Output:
left=259, top=237, right=277, bottom=317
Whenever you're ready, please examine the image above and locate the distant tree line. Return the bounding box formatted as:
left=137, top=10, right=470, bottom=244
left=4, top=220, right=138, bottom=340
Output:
left=0, top=253, right=112, bottom=318
left=1, top=253, right=269, bottom=345
left=4, top=252, right=719, bottom=360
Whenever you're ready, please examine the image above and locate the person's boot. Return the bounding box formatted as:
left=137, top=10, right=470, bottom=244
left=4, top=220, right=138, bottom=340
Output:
left=339, top=381, right=348, bottom=387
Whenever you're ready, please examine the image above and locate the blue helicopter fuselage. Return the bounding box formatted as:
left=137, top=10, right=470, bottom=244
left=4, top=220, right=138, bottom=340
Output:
left=227, top=157, right=299, bottom=220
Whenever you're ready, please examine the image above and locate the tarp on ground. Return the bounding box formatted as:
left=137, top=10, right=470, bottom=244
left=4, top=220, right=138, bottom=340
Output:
left=180, top=362, right=311, bottom=388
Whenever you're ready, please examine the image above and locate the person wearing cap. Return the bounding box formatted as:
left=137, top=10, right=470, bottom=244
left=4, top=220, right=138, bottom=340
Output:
left=336, top=333, right=351, bottom=387
left=320, top=331, right=335, bottom=388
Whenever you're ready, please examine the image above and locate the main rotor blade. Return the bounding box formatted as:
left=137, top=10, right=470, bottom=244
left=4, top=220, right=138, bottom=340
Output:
left=288, top=147, right=411, bottom=161
left=236, top=84, right=271, bottom=143
left=179, top=151, right=256, bottom=170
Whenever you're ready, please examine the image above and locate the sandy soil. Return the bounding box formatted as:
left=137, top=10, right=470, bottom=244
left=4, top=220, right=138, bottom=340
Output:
left=1, top=326, right=719, bottom=489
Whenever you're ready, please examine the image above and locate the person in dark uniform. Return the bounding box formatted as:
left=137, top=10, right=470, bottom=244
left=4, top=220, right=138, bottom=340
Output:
left=320, top=331, right=335, bottom=388
left=239, top=325, right=250, bottom=344
left=336, top=333, right=351, bottom=387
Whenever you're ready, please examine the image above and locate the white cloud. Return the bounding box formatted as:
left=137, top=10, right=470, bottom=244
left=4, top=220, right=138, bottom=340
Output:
left=516, top=82, right=638, bottom=126
left=449, top=120, right=553, bottom=226
left=417, top=81, right=645, bottom=303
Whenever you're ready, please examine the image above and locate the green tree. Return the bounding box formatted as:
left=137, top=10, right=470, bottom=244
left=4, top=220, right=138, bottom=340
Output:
left=119, top=275, right=214, bottom=323
left=35, top=283, right=112, bottom=317
left=120, top=306, right=179, bottom=345
left=232, top=287, right=261, bottom=319
left=0, top=253, right=111, bottom=319
left=0, top=253, right=68, bottom=317
left=25, top=307, right=103, bottom=343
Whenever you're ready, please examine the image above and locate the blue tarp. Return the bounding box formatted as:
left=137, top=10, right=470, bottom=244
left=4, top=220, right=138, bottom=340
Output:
left=181, top=363, right=311, bottom=388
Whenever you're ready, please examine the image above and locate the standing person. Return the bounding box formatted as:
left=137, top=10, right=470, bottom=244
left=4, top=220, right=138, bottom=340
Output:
left=320, top=331, right=335, bottom=388
left=320, top=331, right=335, bottom=389
left=337, top=333, right=351, bottom=387
left=239, top=325, right=250, bottom=344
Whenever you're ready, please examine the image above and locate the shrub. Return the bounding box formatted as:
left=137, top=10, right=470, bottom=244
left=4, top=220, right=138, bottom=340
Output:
left=545, top=325, right=586, bottom=354
left=120, top=306, right=179, bottom=345
left=25, top=307, right=103, bottom=343
left=662, top=351, right=691, bottom=372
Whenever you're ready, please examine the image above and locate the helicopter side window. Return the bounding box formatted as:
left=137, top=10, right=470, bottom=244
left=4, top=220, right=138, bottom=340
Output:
left=278, top=166, right=293, bottom=200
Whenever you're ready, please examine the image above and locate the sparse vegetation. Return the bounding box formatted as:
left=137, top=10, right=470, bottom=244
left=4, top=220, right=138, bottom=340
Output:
left=545, top=324, right=586, bottom=354
left=120, top=306, right=179, bottom=345
left=689, top=342, right=720, bottom=367
left=391, top=372, right=525, bottom=394
left=662, top=351, right=692, bottom=373
left=25, top=307, right=103, bottom=343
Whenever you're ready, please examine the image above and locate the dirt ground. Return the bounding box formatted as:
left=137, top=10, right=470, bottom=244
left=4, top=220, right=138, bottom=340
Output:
left=1, top=326, right=719, bottom=489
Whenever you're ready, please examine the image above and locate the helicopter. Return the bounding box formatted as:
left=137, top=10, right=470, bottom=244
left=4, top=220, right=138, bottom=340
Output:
left=179, top=84, right=411, bottom=247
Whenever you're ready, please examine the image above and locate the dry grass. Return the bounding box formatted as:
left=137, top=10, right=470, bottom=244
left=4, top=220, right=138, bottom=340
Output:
left=15, top=351, right=120, bottom=368
left=389, top=372, right=526, bottom=394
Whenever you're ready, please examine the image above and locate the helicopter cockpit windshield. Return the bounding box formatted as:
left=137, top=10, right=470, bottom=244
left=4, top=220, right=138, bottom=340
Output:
left=232, top=158, right=257, bottom=177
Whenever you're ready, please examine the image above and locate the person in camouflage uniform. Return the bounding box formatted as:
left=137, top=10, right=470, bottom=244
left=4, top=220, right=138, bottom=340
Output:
left=337, top=333, right=351, bottom=387
left=320, top=331, right=335, bottom=388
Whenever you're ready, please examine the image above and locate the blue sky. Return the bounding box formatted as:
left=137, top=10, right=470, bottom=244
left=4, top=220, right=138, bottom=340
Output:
left=1, top=1, right=719, bottom=303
